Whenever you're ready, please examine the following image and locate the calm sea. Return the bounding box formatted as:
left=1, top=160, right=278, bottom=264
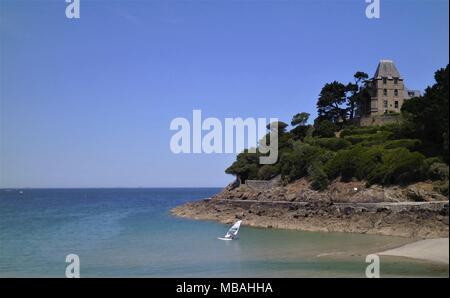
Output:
left=0, top=188, right=447, bottom=277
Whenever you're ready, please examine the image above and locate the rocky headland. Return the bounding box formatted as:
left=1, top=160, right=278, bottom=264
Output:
left=172, top=178, right=449, bottom=239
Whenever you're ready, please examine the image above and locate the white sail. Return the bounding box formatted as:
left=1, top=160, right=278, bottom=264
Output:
left=224, top=220, right=242, bottom=239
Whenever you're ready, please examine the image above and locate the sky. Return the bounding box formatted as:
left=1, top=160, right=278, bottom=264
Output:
left=0, top=0, right=448, bottom=188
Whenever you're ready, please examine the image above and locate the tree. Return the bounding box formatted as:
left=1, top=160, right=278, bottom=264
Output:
left=291, top=112, right=311, bottom=141
left=313, top=118, right=337, bottom=138
left=225, top=150, right=259, bottom=183
left=266, top=121, right=288, bottom=134
left=348, top=72, right=369, bottom=119
left=224, top=65, right=448, bottom=190
left=291, top=112, right=310, bottom=126
left=316, top=81, right=348, bottom=124
left=402, top=64, right=449, bottom=161
left=354, top=71, right=369, bottom=81
left=316, top=73, right=370, bottom=123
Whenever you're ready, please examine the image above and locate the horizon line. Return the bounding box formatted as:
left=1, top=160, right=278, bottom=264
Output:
left=0, top=186, right=225, bottom=190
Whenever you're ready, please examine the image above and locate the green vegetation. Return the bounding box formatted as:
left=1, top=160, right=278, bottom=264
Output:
left=401, top=65, right=449, bottom=162
left=225, top=65, right=449, bottom=191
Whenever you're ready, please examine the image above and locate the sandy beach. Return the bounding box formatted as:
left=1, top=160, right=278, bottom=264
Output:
left=379, top=238, right=449, bottom=264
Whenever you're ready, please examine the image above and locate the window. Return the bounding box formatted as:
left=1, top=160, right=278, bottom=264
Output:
left=383, top=89, right=387, bottom=96
left=395, top=101, right=399, bottom=109
left=394, top=78, right=398, bottom=85
left=383, top=77, right=387, bottom=84
left=384, top=100, right=388, bottom=108
left=394, top=89, right=398, bottom=96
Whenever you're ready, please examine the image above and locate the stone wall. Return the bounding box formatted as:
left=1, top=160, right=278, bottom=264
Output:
left=245, top=175, right=281, bottom=191
left=357, top=114, right=402, bottom=126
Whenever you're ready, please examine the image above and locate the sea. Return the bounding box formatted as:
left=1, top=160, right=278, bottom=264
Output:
left=0, top=188, right=448, bottom=277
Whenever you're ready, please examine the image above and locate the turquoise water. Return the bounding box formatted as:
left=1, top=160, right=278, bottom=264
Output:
left=0, top=188, right=447, bottom=277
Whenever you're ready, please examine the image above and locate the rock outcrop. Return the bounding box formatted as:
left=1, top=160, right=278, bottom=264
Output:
left=172, top=179, right=449, bottom=238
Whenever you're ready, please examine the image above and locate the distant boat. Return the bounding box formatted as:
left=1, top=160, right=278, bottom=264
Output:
left=218, top=220, right=242, bottom=241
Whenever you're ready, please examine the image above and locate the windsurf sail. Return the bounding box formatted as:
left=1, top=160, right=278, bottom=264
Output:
left=223, top=220, right=242, bottom=239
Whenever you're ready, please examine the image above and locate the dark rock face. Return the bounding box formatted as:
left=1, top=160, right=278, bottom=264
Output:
left=172, top=179, right=449, bottom=238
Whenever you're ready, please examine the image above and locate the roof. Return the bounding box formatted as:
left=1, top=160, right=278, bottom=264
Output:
left=373, top=60, right=402, bottom=79
left=404, top=89, right=421, bottom=99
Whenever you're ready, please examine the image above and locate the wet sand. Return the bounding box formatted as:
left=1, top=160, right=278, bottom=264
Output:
left=378, top=238, right=449, bottom=264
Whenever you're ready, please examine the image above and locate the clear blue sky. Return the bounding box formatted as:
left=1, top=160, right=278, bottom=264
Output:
left=1, top=0, right=448, bottom=188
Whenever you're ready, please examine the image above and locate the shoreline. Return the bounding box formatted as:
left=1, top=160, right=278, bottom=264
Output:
left=378, top=238, right=449, bottom=264
left=172, top=179, right=449, bottom=239
left=172, top=198, right=449, bottom=265
left=172, top=179, right=449, bottom=265
left=171, top=198, right=449, bottom=238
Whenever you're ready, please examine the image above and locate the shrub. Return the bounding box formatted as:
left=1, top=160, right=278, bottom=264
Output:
left=280, top=142, right=332, bottom=182
left=354, top=146, right=385, bottom=179
left=340, top=126, right=386, bottom=137
left=313, top=119, right=338, bottom=138
left=340, top=124, right=358, bottom=132
left=280, top=152, right=303, bottom=182
left=387, top=111, right=400, bottom=116
left=307, top=137, right=352, bottom=151
left=308, top=162, right=329, bottom=191
left=433, top=180, right=449, bottom=196
left=383, top=122, right=416, bottom=140
left=325, top=146, right=427, bottom=185
left=427, top=162, right=449, bottom=181
left=324, top=145, right=381, bottom=181
left=224, top=106, right=445, bottom=188
left=258, top=164, right=280, bottom=180
left=325, top=146, right=365, bottom=181
left=246, top=164, right=259, bottom=180
left=367, top=148, right=426, bottom=185
left=424, top=157, right=443, bottom=168
left=383, top=139, right=422, bottom=151
left=343, top=130, right=393, bottom=146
